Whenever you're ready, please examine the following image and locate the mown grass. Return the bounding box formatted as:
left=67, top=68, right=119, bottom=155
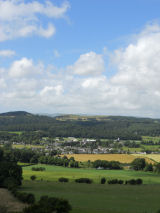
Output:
left=23, top=164, right=160, bottom=184
left=21, top=180, right=160, bottom=213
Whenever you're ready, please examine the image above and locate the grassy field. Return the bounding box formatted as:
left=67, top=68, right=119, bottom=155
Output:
left=21, top=180, right=160, bottom=213
left=23, top=164, right=160, bottom=184
left=21, top=164, right=160, bottom=213
left=142, top=136, right=160, bottom=143
left=64, top=154, right=154, bottom=164
left=12, top=144, right=44, bottom=149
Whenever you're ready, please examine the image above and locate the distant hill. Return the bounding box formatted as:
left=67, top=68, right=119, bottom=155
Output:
left=0, top=111, right=160, bottom=139
left=0, top=111, right=32, bottom=117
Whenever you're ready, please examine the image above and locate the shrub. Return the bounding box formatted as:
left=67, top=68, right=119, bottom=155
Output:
left=144, top=163, right=153, bottom=172
left=118, top=180, right=124, bottom=184
left=23, top=195, right=71, bottom=213
left=32, top=167, right=46, bottom=171
left=30, top=175, right=36, bottom=181
left=136, top=178, right=143, bottom=185
left=107, top=179, right=124, bottom=184
left=58, top=177, right=69, bottom=183
left=125, top=178, right=143, bottom=185
left=100, top=177, right=106, bottom=184
left=108, top=179, right=118, bottom=184
left=15, top=192, right=35, bottom=204
left=75, top=178, right=93, bottom=184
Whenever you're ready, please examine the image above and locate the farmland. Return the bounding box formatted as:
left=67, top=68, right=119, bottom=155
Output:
left=20, top=181, right=160, bottom=213
left=133, top=154, right=160, bottom=163
left=23, top=164, right=160, bottom=184
left=21, top=164, right=160, bottom=213
left=64, top=154, right=155, bottom=164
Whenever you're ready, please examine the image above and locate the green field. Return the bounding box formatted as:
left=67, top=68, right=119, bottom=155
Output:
left=21, top=165, right=160, bottom=213
left=21, top=164, right=160, bottom=213
left=23, top=164, right=160, bottom=184
left=21, top=180, right=160, bottom=213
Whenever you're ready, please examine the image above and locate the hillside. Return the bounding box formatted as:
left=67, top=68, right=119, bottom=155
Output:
left=0, top=111, right=160, bottom=139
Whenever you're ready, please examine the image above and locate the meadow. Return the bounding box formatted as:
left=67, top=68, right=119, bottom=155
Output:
left=23, top=164, right=160, bottom=184
left=21, top=164, right=160, bottom=213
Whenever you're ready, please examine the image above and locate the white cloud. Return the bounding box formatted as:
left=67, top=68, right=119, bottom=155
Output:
left=9, top=57, right=43, bottom=78
left=69, top=51, right=105, bottom=75
left=2, top=24, right=160, bottom=117
left=0, top=50, right=16, bottom=57
left=0, top=0, right=70, bottom=41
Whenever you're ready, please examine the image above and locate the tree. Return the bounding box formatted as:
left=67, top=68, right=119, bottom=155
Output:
left=131, top=158, right=146, bottom=171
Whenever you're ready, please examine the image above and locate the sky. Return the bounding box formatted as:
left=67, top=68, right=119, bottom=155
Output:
left=1, top=0, right=160, bottom=117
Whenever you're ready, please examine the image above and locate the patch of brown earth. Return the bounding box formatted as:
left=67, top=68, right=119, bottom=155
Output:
left=0, top=188, right=27, bottom=212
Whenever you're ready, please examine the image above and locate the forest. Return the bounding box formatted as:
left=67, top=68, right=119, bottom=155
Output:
left=0, top=111, right=160, bottom=140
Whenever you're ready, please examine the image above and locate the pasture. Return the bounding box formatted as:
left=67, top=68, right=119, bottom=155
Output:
left=21, top=180, right=160, bottom=213
left=23, top=164, right=160, bottom=184
left=64, top=154, right=154, bottom=164
left=21, top=164, right=160, bottom=213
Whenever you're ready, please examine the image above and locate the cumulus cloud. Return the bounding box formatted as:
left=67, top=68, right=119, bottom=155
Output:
left=0, top=0, right=70, bottom=41
left=0, top=50, right=16, bottom=57
left=69, top=51, right=105, bottom=75
left=9, top=57, right=43, bottom=78
left=2, top=24, right=160, bottom=117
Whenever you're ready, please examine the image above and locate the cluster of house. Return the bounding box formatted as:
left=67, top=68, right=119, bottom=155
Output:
left=0, top=137, right=155, bottom=155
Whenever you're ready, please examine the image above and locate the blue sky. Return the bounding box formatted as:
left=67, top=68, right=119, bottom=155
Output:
left=1, top=0, right=160, bottom=117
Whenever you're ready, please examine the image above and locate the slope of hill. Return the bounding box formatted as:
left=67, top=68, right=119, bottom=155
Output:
left=0, top=111, right=160, bottom=139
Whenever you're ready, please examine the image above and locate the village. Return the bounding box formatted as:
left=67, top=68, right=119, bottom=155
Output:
left=0, top=136, right=150, bottom=155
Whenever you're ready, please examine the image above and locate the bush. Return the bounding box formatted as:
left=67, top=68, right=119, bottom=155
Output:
left=136, top=178, right=143, bottom=185
left=23, top=195, right=71, bottom=213
left=15, top=191, right=35, bottom=204
left=75, top=178, right=93, bottom=184
left=107, top=179, right=124, bottom=184
left=58, top=177, right=69, bottom=183
left=108, top=179, right=118, bottom=184
left=100, top=177, right=106, bottom=184
left=118, top=180, right=124, bottom=184
left=144, top=163, right=153, bottom=172
left=30, top=175, right=36, bottom=181
left=32, top=167, right=45, bottom=171
left=125, top=178, right=143, bottom=185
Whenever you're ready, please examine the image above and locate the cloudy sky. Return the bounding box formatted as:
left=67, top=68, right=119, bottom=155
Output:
left=1, top=0, right=160, bottom=117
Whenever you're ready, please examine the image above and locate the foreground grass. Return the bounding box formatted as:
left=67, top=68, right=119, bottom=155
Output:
left=21, top=180, right=160, bottom=213
left=23, top=164, right=160, bottom=184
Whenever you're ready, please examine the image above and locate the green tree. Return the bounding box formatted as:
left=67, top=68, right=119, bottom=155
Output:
left=131, top=158, right=146, bottom=171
